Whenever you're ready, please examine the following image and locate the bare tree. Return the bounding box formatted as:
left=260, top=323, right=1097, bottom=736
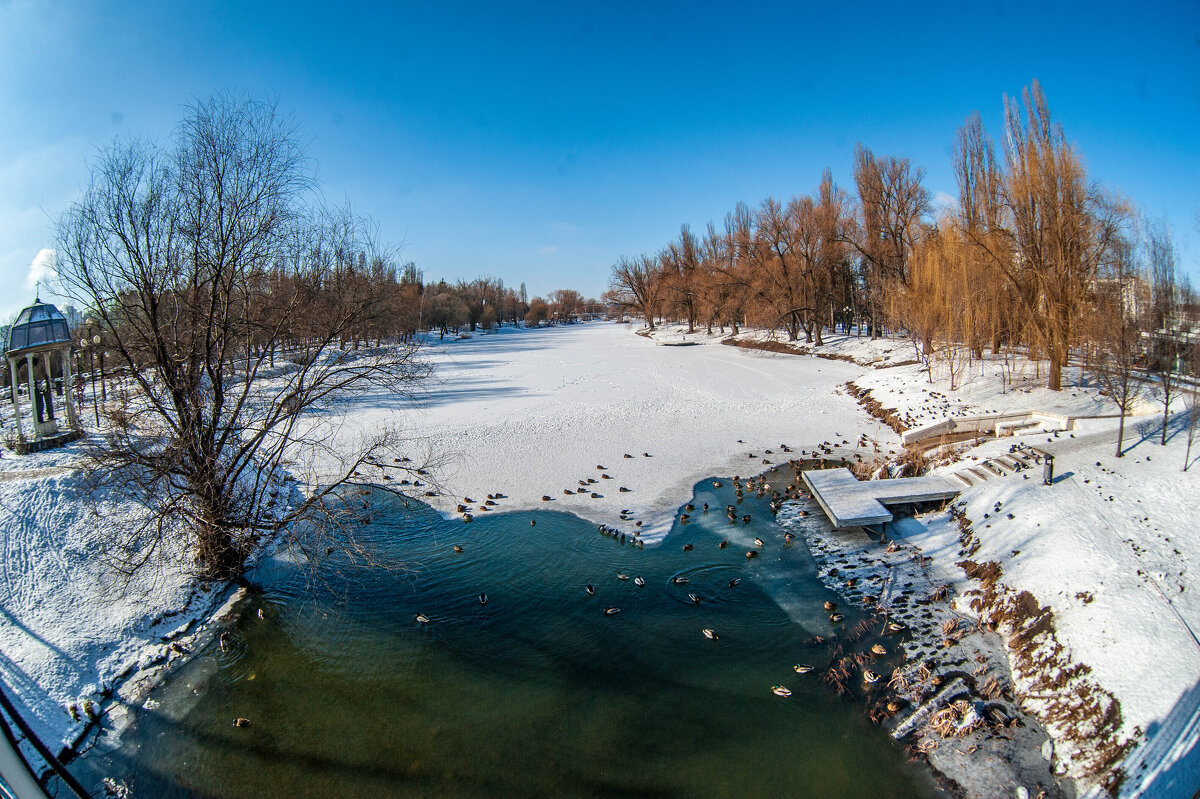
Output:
left=1092, top=238, right=1147, bottom=457
left=1144, top=218, right=1183, bottom=445
left=606, top=254, right=665, bottom=329
left=56, top=96, right=430, bottom=580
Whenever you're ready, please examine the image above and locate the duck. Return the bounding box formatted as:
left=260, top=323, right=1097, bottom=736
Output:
left=753, top=537, right=764, bottom=547
left=702, top=628, right=718, bottom=640
left=634, top=576, right=645, bottom=587
left=745, top=550, right=758, bottom=559
left=823, top=600, right=836, bottom=611
left=672, top=575, right=689, bottom=585
left=415, top=614, right=430, bottom=624
left=728, top=577, right=741, bottom=587
left=863, top=669, right=879, bottom=683
left=624, top=453, right=633, bottom=458
left=771, top=685, right=792, bottom=697
left=619, top=487, right=632, bottom=492
left=718, top=540, right=728, bottom=549
left=603, top=606, right=621, bottom=616
left=617, top=572, right=629, bottom=581
left=688, top=593, right=701, bottom=604
left=219, top=632, right=232, bottom=652
left=793, top=664, right=813, bottom=674
left=712, top=481, right=723, bottom=488
left=783, top=533, right=795, bottom=543
left=586, top=584, right=596, bottom=595
left=542, top=495, right=553, bottom=501
left=685, top=504, right=695, bottom=511
left=682, top=543, right=694, bottom=552
left=741, top=515, right=751, bottom=524
left=887, top=621, right=907, bottom=632
left=828, top=613, right=844, bottom=623
left=530, top=519, right=536, bottom=526
left=871, top=644, right=886, bottom=656
left=479, top=593, right=488, bottom=606
left=234, top=717, right=252, bottom=728
left=453, top=545, right=464, bottom=553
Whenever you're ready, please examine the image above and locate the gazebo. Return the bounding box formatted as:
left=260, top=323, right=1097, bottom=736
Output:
left=5, top=297, right=81, bottom=453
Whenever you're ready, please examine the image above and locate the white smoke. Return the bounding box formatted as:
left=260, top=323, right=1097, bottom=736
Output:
left=25, top=248, right=57, bottom=294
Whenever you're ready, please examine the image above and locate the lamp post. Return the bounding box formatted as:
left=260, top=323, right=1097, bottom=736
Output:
left=80, top=336, right=99, bottom=427
left=93, top=334, right=106, bottom=402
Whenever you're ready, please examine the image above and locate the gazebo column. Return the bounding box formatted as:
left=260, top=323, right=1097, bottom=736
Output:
left=61, top=349, right=78, bottom=431
left=8, top=358, right=24, bottom=444
left=24, top=354, right=37, bottom=439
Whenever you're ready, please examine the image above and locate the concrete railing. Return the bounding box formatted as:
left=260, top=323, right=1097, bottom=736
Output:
left=900, top=410, right=1074, bottom=446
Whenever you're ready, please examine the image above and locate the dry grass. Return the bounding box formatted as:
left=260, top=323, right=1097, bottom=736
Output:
left=845, top=381, right=908, bottom=434
left=956, top=516, right=1138, bottom=791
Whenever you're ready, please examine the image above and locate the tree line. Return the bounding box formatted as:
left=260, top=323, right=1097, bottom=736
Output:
left=605, top=81, right=1198, bottom=421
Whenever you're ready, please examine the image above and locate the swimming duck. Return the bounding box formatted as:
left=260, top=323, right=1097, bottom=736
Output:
left=617, top=572, right=629, bottom=581
left=887, top=621, right=906, bottom=632
left=702, top=628, right=718, bottom=640
left=829, top=613, right=844, bottom=623
left=823, top=600, right=836, bottom=611
left=415, top=614, right=430, bottom=624
left=234, top=717, right=251, bottom=728
left=219, top=632, right=232, bottom=652
left=745, top=550, right=758, bottom=559
left=586, top=584, right=596, bottom=595
left=741, top=515, right=751, bottom=524
left=871, top=644, right=886, bottom=656
left=783, top=533, right=795, bottom=543
left=863, top=670, right=879, bottom=683
left=793, top=664, right=813, bottom=674
left=682, top=543, right=694, bottom=551
left=718, top=540, right=728, bottom=549
left=634, top=576, right=645, bottom=587
left=771, top=685, right=792, bottom=697
left=479, top=593, right=488, bottom=606
left=712, top=481, right=723, bottom=488
left=688, top=593, right=701, bottom=604
left=728, top=577, right=741, bottom=587
left=530, top=519, right=536, bottom=526
left=672, top=576, right=689, bottom=585
left=754, top=537, right=764, bottom=547
left=604, top=606, right=621, bottom=616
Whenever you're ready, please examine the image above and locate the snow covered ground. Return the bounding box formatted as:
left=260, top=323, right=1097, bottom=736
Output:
left=0, top=320, right=1196, bottom=797
left=323, top=322, right=882, bottom=542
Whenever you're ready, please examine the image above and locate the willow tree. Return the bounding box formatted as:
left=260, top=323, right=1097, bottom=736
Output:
left=56, top=96, right=430, bottom=580
left=990, top=82, right=1127, bottom=390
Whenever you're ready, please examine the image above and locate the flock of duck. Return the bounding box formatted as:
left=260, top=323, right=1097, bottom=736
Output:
left=410, top=447, right=907, bottom=701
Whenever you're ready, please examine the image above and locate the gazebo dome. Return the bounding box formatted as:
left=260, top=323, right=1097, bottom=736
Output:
left=6, top=298, right=71, bottom=356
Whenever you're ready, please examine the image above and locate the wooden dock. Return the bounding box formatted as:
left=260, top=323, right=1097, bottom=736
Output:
left=802, top=468, right=961, bottom=529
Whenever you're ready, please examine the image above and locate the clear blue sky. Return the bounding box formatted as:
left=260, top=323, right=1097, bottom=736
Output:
left=2, top=0, right=1198, bottom=321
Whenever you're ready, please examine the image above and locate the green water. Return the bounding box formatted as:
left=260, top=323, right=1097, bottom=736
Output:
left=80, top=475, right=938, bottom=798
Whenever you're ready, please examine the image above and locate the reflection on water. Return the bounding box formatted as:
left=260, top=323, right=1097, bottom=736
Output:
left=76, top=470, right=938, bottom=798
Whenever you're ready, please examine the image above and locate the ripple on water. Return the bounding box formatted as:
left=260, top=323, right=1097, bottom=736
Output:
left=79, top=477, right=938, bottom=799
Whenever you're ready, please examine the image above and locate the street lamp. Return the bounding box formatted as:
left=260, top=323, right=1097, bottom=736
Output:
left=80, top=336, right=99, bottom=426
left=93, top=334, right=106, bottom=402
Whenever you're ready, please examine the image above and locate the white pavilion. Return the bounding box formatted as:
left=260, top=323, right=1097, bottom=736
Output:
left=5, top=297, right=82, bottom=453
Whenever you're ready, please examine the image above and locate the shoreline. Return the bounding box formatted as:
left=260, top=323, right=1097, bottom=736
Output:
left=777, top=494, right=1073, bottom=799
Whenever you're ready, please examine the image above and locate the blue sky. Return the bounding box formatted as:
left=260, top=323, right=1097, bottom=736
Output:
left=2, top=0, right=1198, bottom=321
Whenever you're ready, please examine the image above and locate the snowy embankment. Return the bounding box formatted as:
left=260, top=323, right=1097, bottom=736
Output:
left=826, top=333, right=1200, bottom=797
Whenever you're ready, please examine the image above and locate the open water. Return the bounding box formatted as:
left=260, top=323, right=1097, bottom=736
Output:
left=75, top=472, right=939, bottom=798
